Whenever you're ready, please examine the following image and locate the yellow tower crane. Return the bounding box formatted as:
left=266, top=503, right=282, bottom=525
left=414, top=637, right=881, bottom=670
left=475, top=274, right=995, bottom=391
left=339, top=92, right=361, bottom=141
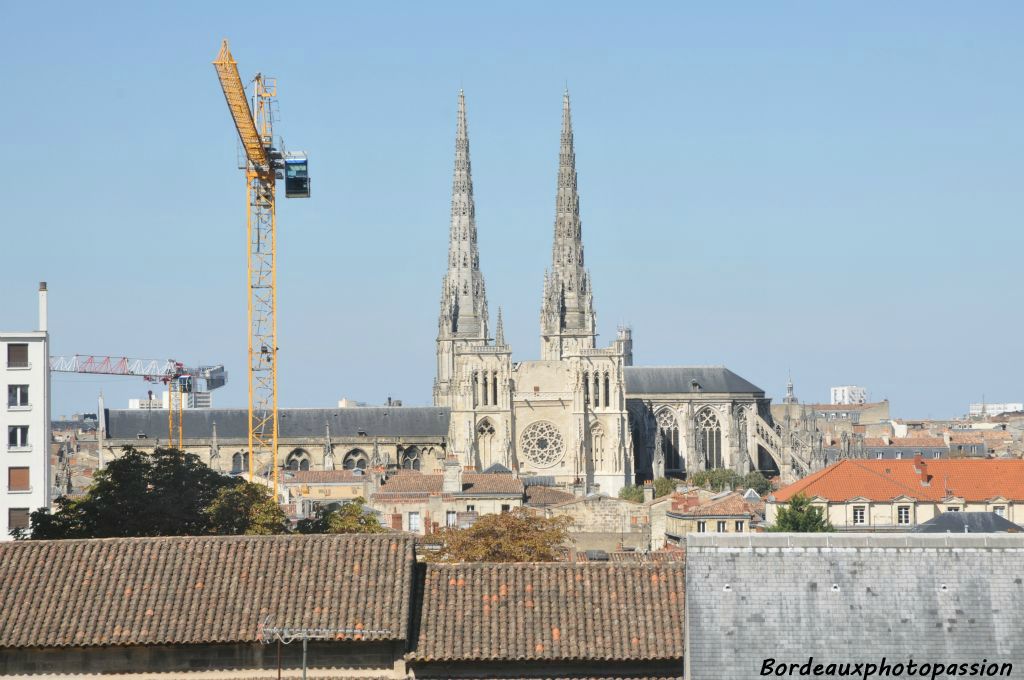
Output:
left=213, top=40, right=309, bottom=492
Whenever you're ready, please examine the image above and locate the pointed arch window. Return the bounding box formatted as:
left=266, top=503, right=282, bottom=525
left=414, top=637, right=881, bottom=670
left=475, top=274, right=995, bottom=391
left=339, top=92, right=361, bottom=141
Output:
left=231, top=452, right=249, bottom=474
left=696, top=408, right=723, bottom=469
left=591, top=422, right=606, bottom=470
left=342, top=449, right=369, bottom=470
left=285, top=448, right=311, bottom=471
left=401, top=446, right=421, bottom=471
left=476, top=419, right=496, bottom=467
left=656, top=408, right=681, bottom=470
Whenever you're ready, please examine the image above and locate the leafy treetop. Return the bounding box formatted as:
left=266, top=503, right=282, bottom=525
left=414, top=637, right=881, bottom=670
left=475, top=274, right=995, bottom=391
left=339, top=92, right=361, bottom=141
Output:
left=428, top=509, right=572, bottom=562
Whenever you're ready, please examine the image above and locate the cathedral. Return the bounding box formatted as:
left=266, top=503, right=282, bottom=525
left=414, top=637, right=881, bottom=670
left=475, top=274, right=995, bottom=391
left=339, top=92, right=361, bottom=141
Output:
left=100, top=91, right=800, bottom=495
left=432, top=91, right=786, bottom=495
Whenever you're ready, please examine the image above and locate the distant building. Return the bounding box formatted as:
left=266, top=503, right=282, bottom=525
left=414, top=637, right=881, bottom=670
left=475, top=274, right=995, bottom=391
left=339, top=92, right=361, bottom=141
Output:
left=830, top=385, right=867, bottom=405
left=767, top=457, right=1024, bottom=530
left=662, top=490, right=763, bottom=546
left=0, top=283, right=51, bottom=539
left=369, top=461, right=524, bottom=534
left=969, top=402, right=1023, bottom=418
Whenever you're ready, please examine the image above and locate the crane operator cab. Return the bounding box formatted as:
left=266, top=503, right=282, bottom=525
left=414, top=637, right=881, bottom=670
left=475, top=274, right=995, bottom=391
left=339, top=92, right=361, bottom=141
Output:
left=284, top=154, right=310, bottom=198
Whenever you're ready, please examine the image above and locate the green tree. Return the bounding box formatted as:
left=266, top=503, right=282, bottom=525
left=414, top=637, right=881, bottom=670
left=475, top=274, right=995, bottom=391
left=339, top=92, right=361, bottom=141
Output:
left=617, top=484, right=644, bottom=502
left=206, top=482, right=287, bottom=535
left=653, top=477, right=677, bottom=498
left=688, top=468, right=740, bottom=492
left=429, top=509, right=573, bottom=562
left=23, top=446, right=239, bottom=539
left=768, top=493, right=834, bottom=532
left=295, top=498, right=385, bottom=535
left=740, top=471, right=772, bottom=496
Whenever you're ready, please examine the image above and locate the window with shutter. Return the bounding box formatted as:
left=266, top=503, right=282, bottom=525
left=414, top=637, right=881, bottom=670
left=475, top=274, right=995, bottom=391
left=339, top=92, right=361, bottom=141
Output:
left=7, top=344, right=29, bottom=368
left=8, top=467, right=29, bottom=491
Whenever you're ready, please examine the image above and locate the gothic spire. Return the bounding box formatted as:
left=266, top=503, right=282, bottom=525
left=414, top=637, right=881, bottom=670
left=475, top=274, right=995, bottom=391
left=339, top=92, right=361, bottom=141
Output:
left=495, top=306, right=505, bottom=346
left=439, top=89, right=488, bottom=340
left=540, top=90, right=596, bottom=359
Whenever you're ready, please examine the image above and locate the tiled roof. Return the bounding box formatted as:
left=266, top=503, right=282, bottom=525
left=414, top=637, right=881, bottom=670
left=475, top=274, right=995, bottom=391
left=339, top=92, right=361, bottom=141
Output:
left=863, top=436, right=946, bottom=448
left=0, top=534, right=414, bottom=648
left=280, top=470, right=364, bottom=484
left=409, top=563, right=685, bottom=662
left=376, top=473, right=524, bottom=496
left=525, top=485, right=577, bottom=507
left=773, top=459, right=1024, bottom=503
left=672, top=492, right=761, bottom=518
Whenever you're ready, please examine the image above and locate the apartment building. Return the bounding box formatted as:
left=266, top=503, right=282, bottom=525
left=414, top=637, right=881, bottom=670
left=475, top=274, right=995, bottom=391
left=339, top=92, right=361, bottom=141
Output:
left=1, top=283, right=51, bottom=538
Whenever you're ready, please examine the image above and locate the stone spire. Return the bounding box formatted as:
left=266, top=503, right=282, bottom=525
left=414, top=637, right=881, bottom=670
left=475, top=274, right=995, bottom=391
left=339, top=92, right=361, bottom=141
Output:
left=495, top=306, right=506, bottom=346
left=784, top=371, right=798, bottom=404
left=435, top=91, right=490, bottom=406
left=540, top=90, right=596, bottom=360
left=439, top=89, right=488, bottom=340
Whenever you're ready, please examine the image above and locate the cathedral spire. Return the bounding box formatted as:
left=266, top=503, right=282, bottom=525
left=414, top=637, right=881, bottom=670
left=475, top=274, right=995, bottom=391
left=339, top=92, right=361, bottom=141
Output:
left=540, top=90, right=596, bottom=360
left=439, top=89, right=488, bottom=340
left=495, top=306, right=505, bottom=346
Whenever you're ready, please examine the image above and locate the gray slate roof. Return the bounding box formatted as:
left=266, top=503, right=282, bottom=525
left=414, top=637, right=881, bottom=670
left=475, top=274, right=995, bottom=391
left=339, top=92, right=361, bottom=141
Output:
left=911, top=511, right=1023, bottom=533
left=105, top=407, right=450, bottom=440
left=624, top=366, right=763, bottom=396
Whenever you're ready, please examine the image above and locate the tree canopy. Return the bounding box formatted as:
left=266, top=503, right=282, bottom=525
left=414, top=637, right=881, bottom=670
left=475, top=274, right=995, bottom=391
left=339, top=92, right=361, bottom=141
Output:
left=688, top=468, right=772, bottom=496
left=618, top=478, right=677, bottom=503
left=206, top=482, right=288, bottom=535
left=429, top=509, right=572, bottom=562
left=25, top=447, right=240, bottom=539
left=768, top=493, right=834, bottom=532
left=295, top=498, right=385, bottom=535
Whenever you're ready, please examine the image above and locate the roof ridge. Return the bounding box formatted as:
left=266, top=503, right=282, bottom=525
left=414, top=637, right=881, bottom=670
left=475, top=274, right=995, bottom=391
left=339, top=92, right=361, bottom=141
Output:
left=849, top=459, right=927, bottom=498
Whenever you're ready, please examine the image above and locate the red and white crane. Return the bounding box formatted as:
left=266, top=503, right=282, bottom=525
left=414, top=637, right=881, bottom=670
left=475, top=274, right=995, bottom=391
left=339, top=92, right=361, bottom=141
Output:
left=49, top=354, right=227, bottom=448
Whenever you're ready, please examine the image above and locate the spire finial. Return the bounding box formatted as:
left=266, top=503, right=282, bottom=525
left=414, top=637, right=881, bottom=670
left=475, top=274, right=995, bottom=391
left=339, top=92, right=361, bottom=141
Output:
left=495, top=306, right=506, bottom=346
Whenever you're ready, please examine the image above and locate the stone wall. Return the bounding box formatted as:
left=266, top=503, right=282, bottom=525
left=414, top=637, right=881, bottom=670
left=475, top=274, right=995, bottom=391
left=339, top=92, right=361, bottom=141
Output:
left=685, top=533, right=1024, bottom=680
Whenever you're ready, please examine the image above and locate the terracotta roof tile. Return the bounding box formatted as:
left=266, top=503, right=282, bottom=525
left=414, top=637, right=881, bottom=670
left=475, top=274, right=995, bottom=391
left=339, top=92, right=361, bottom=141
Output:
left=673, top=492, right=760, bottom=518
left=376, top=473, right=524, bottom=495
left=409, top=563, right=685, bottom=662
left=773, top=459, right=1024, bottom=503
left=525, top=486, right=578, bottom=507
left=0, top=534, right=414, bottom=648
left=280, top=470, right=364, bottom=484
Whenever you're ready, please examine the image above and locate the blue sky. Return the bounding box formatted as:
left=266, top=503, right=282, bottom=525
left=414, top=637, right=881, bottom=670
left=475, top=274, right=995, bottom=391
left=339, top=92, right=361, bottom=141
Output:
left=3, top=2, right=1021, bottom=419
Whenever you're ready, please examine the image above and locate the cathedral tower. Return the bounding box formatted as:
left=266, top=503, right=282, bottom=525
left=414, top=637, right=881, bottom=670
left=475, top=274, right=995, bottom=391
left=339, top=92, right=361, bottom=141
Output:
left=435, top=91, right=489, bottom=406
left=541, top=91, right=597, bottom=360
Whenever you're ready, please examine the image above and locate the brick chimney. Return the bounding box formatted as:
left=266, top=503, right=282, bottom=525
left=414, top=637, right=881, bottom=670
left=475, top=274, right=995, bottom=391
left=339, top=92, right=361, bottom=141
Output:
left=643, top=480, right=655, bottom=503
left=913, top=453, right=930, bottom=486
left=442, top=457, right=463, bottom=494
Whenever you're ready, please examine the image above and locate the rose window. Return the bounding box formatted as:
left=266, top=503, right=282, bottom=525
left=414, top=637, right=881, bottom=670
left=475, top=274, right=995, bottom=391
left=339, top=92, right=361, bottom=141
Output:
left=519, top=421, right=565, bottom=467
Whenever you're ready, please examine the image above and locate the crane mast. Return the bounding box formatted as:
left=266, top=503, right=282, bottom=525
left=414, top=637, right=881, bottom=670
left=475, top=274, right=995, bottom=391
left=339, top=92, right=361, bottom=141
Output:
left=214, top=40, right=308, bottom=492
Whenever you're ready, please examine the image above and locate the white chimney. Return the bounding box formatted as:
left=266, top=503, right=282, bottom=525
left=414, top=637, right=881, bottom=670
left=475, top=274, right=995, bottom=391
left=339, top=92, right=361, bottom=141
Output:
left=38, top=281, right=48, bottom=332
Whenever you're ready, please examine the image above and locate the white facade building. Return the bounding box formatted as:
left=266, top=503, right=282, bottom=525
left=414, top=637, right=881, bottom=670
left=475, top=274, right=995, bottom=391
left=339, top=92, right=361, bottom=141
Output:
left=1, top=283, right=51, bottom=539
left=969, top=402, right=1023, bottom=418
left=830, top=385, right=867, bottom=405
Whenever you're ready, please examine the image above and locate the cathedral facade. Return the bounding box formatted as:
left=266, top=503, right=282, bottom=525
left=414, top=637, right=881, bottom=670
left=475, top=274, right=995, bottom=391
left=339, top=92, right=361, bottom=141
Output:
left=433, top=92, right=787, bottom=496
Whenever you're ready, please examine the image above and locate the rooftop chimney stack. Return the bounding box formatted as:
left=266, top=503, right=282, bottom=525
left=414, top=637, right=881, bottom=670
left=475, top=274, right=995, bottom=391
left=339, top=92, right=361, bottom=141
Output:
left=38, top=281, right=48, bottom=332
left=643, top=480, right=655, bottom=503
left=442, top=457, right=463, bottom=494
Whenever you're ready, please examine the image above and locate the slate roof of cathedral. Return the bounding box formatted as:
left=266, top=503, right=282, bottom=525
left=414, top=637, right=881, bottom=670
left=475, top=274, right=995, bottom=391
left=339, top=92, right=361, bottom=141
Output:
left=408, top=562, right=685, bottom=662
left=624, top=366, right=763, bottom=396
left=772, top=458, right=1024, bottom=503
left=0, top=534, right=414, bottom=648
left=374, top=472, right=525, bottom=496
left=104, top=407, right=450, bottom=440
